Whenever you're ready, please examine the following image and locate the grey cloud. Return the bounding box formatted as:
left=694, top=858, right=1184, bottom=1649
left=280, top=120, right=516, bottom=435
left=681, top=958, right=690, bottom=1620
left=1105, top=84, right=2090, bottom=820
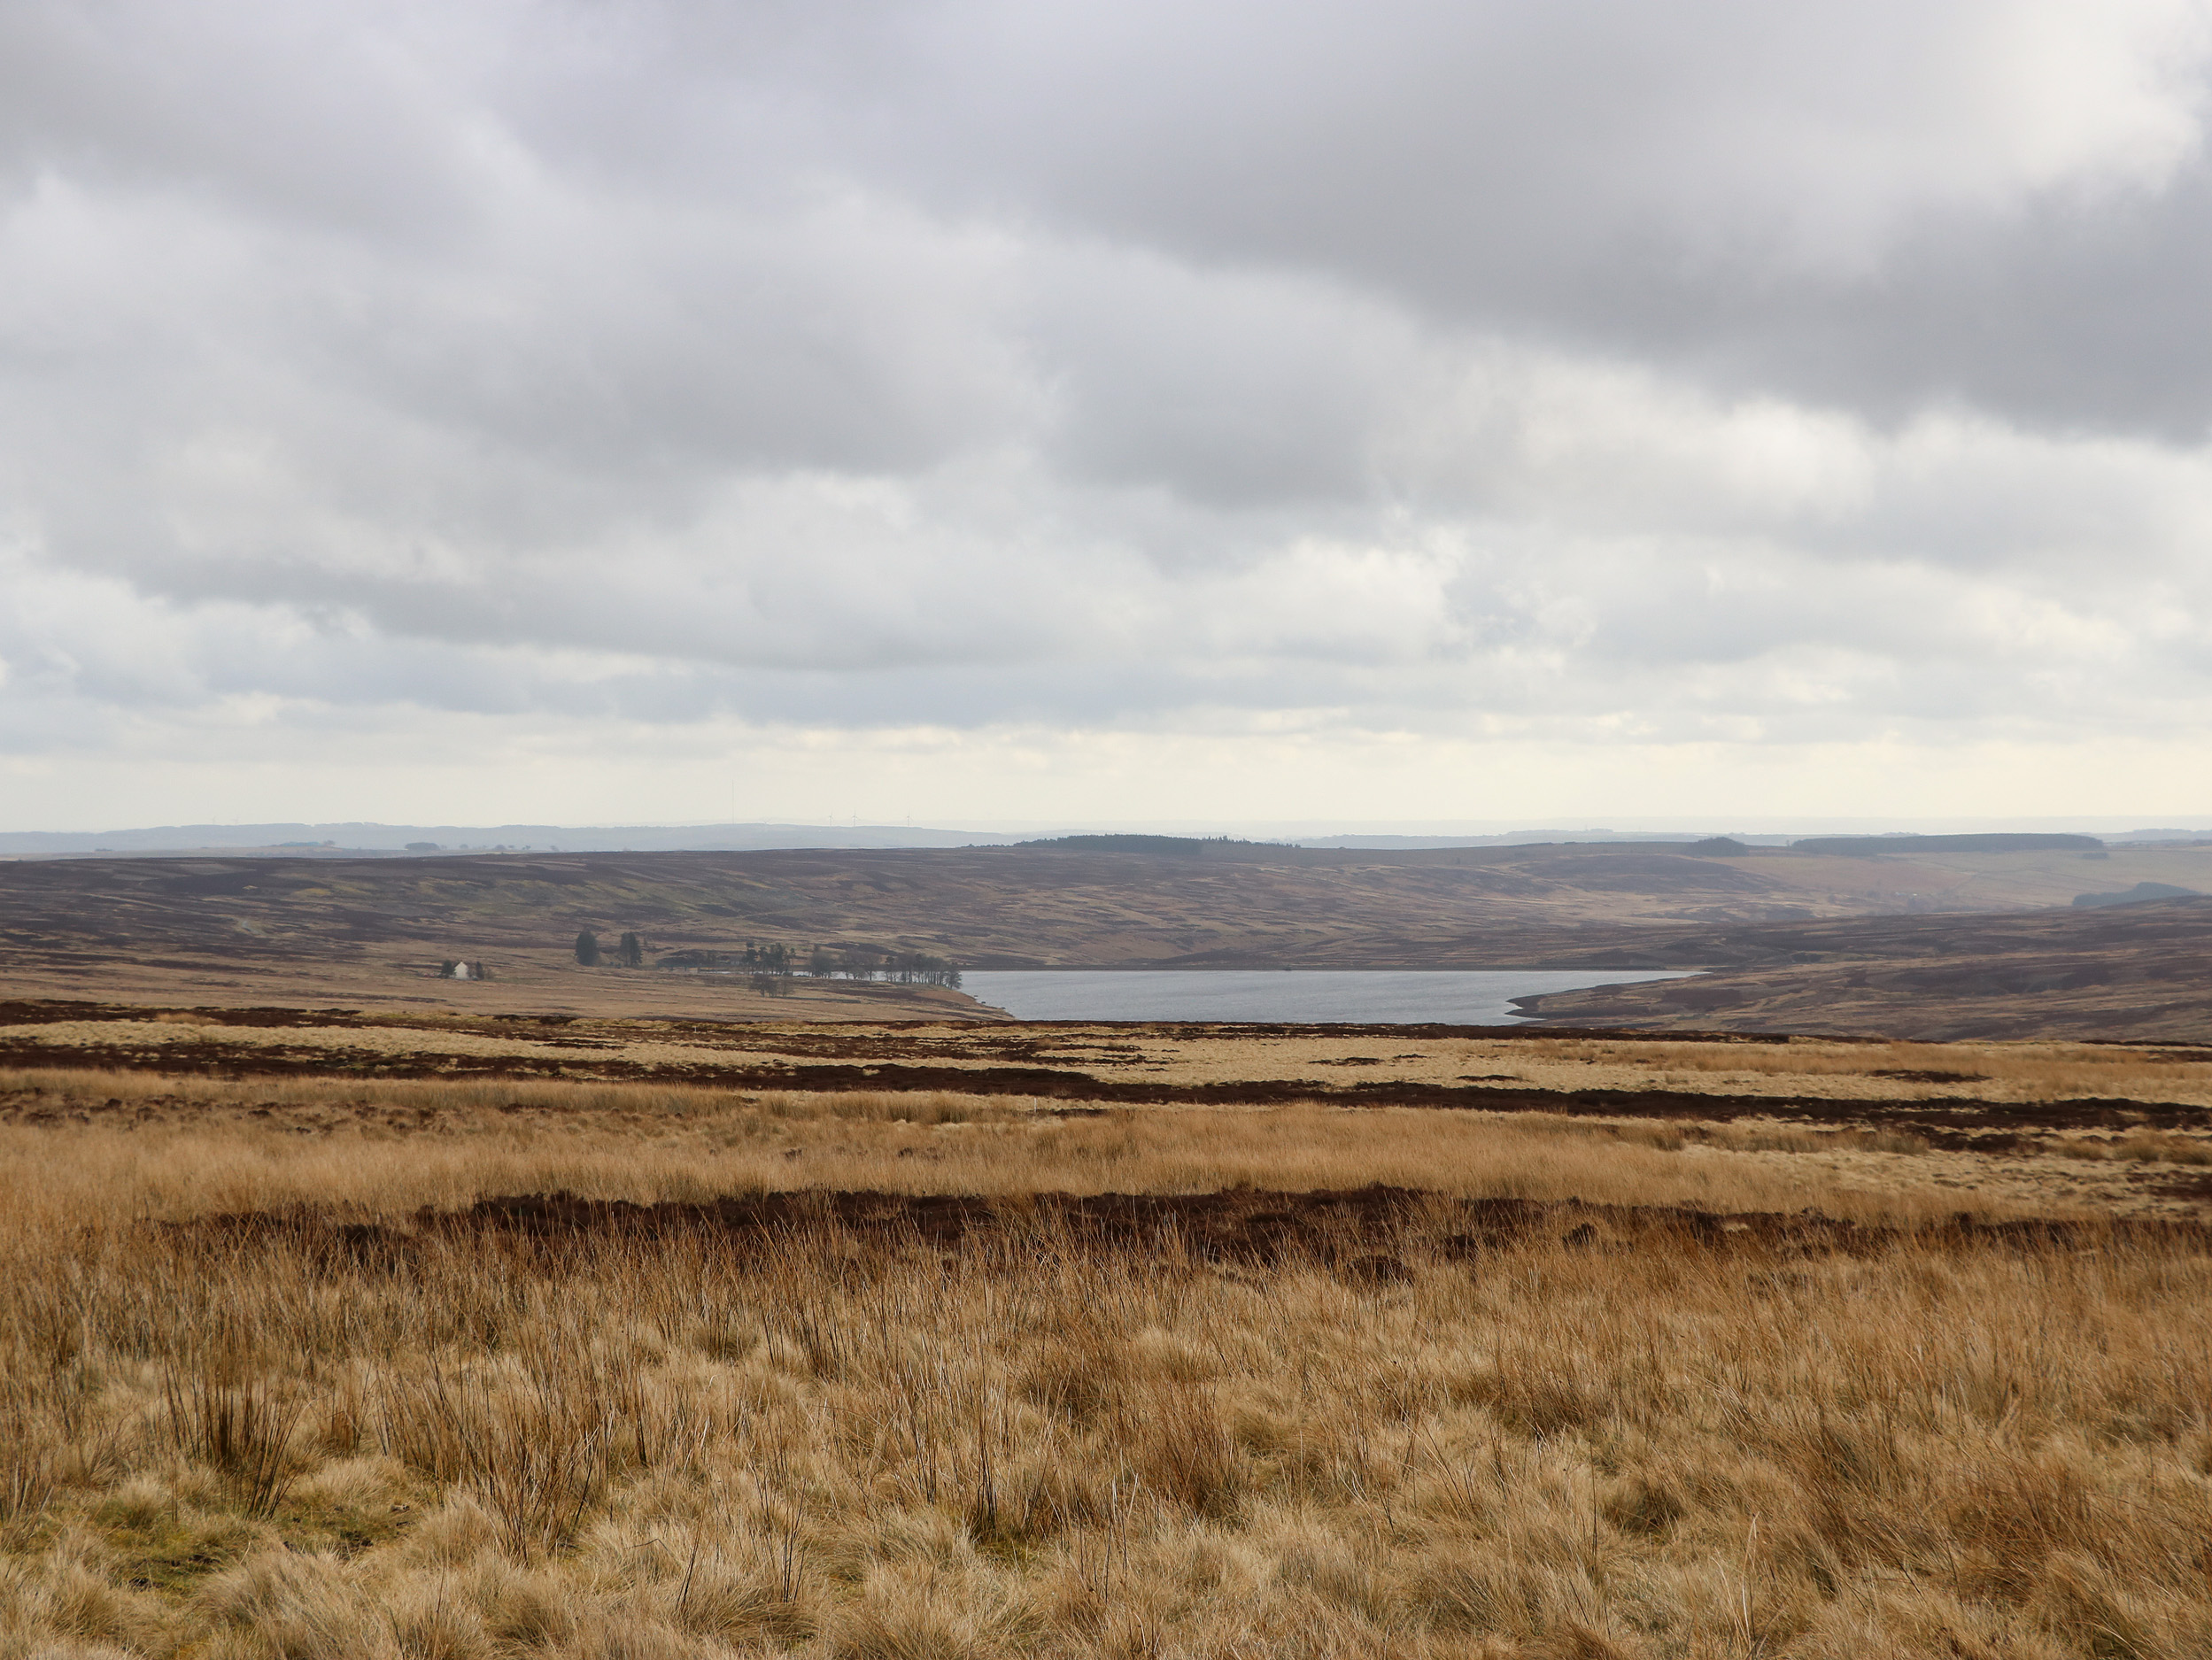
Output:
left=0, top=1, right=484, bottom=242
left=599, top=0, right=2212, bottom=436
left=4, top=0, right=2212, bottom=823
left=1025, top=251, right=1422, bottom=506
left=1620, top=174, right=2212, bottom=440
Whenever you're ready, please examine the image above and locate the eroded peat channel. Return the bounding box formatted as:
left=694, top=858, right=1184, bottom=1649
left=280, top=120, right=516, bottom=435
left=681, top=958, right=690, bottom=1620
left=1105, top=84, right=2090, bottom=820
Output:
left=174, top=1185, right=2212, bottom=1275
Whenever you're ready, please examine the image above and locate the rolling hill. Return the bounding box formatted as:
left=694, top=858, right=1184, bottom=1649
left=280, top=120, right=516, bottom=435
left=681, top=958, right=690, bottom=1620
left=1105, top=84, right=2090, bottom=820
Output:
left=0, top=837, right=2207, bottom=1033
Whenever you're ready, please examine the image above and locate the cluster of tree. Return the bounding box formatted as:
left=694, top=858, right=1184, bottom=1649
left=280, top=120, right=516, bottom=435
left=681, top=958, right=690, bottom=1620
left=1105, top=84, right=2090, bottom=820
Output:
left=436, top=960, right=491, bottom=980
left=893, top=954, right=963, bottom=989
left=803, top=945, right=961, bottom=986
left=573, top=930, right=646, bottom=967
left=906, top=957, right=963, bottom=988
left=735, top=940, right=800, bottom=995
left=736, top=940, right=962, bottom=987
left=575, top=932, right=958, bottom=990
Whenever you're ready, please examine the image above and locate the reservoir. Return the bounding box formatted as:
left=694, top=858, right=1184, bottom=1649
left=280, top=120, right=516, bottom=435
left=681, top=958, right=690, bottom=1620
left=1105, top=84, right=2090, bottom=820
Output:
left=962, top=968, right=1698, bottom=1023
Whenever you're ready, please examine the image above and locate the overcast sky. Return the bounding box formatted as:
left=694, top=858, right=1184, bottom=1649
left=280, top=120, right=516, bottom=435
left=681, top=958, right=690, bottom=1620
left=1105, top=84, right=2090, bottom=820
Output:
left=4, top=0, right=2211, bottom=830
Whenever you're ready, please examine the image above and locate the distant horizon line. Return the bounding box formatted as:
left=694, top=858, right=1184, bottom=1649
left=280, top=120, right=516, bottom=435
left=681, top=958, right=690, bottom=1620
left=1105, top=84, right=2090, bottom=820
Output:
left=3, top=815, right=2209, bottom=855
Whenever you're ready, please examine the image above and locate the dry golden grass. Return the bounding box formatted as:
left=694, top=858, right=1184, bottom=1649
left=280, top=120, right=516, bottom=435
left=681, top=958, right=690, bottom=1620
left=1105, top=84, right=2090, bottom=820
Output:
left=12, top=1049, right=2212, bottom=1228
left=4, top=1071, right=2211, bottom=1658
left=0, top=1064, right=2148, bottom=1228
left=11, top=1013, right=2212, bottom=1117
left=1507, top=1036, right=2212, bottom=1100
left=1136, top=1031, right=2212, bottom=1108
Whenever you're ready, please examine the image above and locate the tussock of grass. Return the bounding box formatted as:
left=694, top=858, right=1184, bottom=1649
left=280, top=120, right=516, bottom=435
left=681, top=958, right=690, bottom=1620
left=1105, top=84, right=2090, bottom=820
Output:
left=4, top=1074, right=2210, bottom=1656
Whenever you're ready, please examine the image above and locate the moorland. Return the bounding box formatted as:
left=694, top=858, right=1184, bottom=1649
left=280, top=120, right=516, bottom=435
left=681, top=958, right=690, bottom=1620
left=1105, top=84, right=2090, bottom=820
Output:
left=4, top=1013, right=2212, bottom=1657
left=6, top=841, right=2212, bottom=1657
left=1, top=837, right=2210, bottom=1035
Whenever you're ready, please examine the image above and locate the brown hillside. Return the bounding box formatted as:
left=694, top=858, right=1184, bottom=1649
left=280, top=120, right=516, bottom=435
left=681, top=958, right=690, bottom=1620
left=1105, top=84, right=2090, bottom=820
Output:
left=1515, top=897, right=2212, bottom=1039
left=0, top=840, right=2207, bottom=1032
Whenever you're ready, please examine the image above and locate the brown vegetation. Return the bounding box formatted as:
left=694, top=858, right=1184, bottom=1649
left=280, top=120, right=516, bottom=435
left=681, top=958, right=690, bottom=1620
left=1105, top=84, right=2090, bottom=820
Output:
left=5, top=1006, right=2210, bottom=1172
left=4, top=1055, right=2212, bottom=1656
left=5, top=843, right=2212, bottom=1034
left=1515, top=896, right=2212, bottom=1039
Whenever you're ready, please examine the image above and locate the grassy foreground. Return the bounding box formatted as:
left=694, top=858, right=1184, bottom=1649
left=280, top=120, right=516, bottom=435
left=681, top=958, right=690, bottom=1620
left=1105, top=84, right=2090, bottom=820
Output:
left=4, top=1070, right=2211, bottom=1659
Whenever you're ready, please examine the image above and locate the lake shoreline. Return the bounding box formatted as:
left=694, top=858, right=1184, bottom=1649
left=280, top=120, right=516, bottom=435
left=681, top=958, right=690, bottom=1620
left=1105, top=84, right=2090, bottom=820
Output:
left=963, top=967, right=1702, bottom=1024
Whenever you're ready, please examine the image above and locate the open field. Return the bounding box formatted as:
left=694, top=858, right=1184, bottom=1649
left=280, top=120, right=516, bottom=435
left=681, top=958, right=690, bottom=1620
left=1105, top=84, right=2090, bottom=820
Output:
left=6, top=1038, right=2212, bottom=1660
left=5, top=1002, right=2212, bottom=1213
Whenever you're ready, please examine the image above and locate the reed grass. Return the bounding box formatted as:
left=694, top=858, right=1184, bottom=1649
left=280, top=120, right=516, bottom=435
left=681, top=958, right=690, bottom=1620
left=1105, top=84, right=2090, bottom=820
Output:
left=2, top=1075, right=2208, bottom=1657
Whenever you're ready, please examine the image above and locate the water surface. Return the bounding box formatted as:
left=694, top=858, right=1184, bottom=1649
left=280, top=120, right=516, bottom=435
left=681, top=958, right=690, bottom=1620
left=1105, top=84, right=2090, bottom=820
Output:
left=962, top=968, right=1697, bottom=1024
